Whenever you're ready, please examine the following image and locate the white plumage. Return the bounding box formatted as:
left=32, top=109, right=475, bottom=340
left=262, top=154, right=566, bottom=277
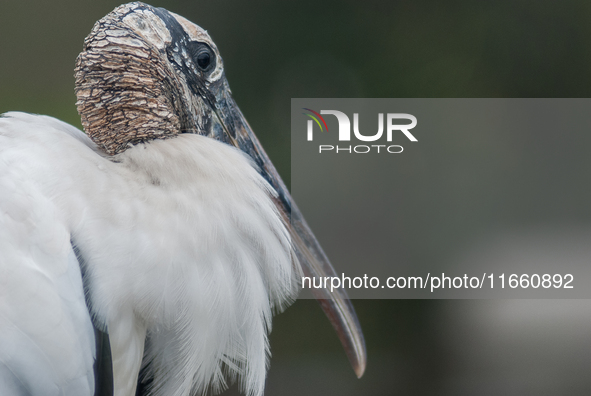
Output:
left=0, top=112, right=296, bottom=396
left=0, top=113, right=97, bottom=395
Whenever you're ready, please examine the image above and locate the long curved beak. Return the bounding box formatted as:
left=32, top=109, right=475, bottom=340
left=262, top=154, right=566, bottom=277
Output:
left=207, top=86, right=367, bottom=378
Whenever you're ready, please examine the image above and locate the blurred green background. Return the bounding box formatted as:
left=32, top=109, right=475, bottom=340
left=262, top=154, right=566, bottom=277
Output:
left=3, top=0, right=591, bottom=395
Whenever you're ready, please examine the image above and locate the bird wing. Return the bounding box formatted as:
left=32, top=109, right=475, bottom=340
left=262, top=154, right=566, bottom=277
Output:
left=0, top=112, right=97, bottom=396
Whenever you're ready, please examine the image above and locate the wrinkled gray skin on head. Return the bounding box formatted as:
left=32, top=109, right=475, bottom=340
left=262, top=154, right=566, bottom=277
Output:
left=75, top=2, right=228, bottom=156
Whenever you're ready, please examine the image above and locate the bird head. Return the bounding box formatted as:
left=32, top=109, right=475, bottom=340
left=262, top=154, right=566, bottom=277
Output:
left=75, top=0, right=366, bottom=382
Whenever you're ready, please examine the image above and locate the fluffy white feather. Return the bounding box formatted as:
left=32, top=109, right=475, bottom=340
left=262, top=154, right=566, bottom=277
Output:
left=0, top=112, right=298, bottom=396
left=0, top=113, right=96, bottom=396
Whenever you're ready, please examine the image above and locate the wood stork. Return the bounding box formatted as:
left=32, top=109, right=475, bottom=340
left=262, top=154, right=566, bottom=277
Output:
left=0, top=2, right=366, bottom=396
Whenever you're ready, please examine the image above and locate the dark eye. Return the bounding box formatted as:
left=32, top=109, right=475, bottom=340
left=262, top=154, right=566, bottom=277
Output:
left=196, top=51, right=211, bottom=70
left=187, top=42, right=216, bottom=73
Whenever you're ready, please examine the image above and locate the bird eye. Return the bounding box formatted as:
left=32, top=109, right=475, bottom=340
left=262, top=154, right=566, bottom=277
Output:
left=196, top=51, right=211, bottom=70
left=187, top=42, right=215, bottom=73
